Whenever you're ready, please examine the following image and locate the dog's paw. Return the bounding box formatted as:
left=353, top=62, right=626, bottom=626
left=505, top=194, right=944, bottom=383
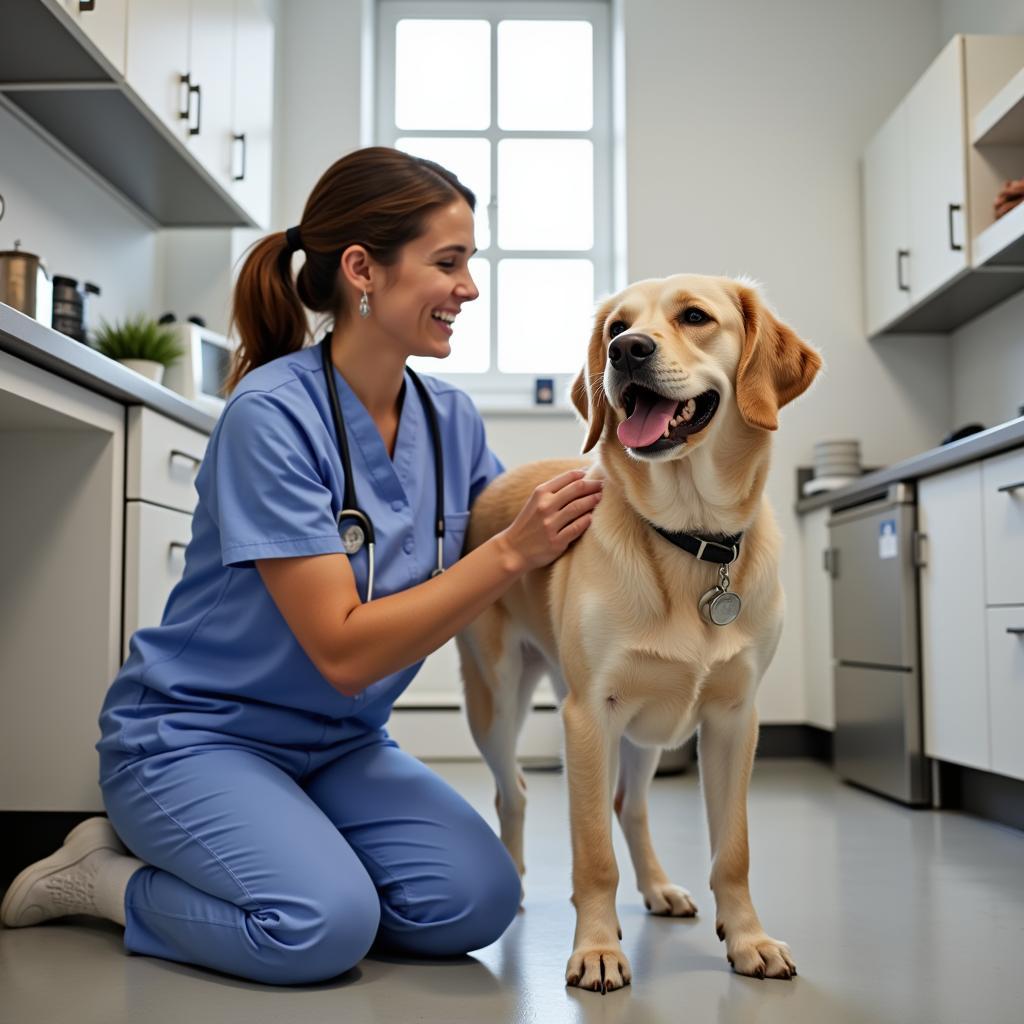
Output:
left=642, top=882, right=698, bottom=917
left=724, top=932, right=797, bottom=980
left=565, top=945, right=632, bottom=994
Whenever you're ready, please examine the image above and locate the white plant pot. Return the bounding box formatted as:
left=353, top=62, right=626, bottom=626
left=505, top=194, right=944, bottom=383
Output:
left=120, top=359, right=165, bottom=385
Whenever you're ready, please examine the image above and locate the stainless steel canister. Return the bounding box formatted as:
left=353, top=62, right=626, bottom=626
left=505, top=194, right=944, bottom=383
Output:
left=0, top=242, right=53, bottom=328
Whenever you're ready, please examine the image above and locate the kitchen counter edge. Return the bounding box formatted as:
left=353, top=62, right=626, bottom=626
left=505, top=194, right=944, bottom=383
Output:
left=1, top=303, right=219, bottom=434
left=796, top=416, right=1024, bottom=515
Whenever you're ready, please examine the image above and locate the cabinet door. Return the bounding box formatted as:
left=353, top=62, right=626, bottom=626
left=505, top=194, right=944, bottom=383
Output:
left=125, top=0, right=191, bottom=140
left=987, top=606, right=1024, bottom=781
left=123, top=501, right=193, bottom=663
left=801, top=505, right=834, bottom=729
left=863, top=102, right=911, bottom=336
left=67, top=0, right=128, bottom=74
left=230, top=0, right=275, bottom=228
left=918, top=466, right=989, bottom=770
left=982, top=447, right=1024, bottom=606
left=187, top=0, right=236, bottom=188
left=905, top=36, right=968, bottom=303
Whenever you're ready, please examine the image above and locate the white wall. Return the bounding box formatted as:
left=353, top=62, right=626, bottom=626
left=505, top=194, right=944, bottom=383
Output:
left=0, top=103, right=161, bottom=332
left=940, top=0, right=1024, bottom=427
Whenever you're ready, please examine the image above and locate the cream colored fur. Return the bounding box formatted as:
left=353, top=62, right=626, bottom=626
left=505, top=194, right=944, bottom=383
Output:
left=456, top=274, right=822, bottom=992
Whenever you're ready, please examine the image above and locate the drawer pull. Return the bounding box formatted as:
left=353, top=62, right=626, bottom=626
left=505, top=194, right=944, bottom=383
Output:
left=169, top=448, right=202, bottom=470
left=996, top=480, right=1024, bottom=494
left=169, top=541, right=188, bottom=557
left=1007, top=628, right=1024, bottom=637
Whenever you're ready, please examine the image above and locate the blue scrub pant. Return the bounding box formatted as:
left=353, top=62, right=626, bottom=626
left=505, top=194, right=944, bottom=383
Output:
left=99, top=732, right=521, bottom=985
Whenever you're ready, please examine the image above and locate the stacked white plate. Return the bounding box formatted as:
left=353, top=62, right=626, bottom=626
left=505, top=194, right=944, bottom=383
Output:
left=803, top=439, right=863, bottom=496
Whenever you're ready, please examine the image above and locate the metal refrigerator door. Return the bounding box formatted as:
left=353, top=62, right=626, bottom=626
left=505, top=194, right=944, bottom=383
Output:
left=833, top=662, right=930, bottom=805
left=828, top=495, right=918, bottom=670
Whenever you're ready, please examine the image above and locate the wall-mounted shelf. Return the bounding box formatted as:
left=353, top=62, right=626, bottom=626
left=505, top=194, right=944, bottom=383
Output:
left=0, top=0, right=255, bottom=228
left=973, top=199, right=1024, bottom=267
left=973, top=65, right=1024, bottom=145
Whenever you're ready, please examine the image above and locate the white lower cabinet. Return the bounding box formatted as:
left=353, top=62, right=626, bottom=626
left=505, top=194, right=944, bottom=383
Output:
left=918, top=448, right=1024, bottom=782
left=800, top=505, right=834, bottom=729
left=987, top=607, right=1024, bottom=781
left=918, top=464, right=989, bottom=770
left=123, top=501, right=194, bottom=662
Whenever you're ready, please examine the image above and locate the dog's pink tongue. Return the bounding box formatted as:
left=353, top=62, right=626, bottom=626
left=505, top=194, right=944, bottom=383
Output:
left=617, top=394, right=678, bottom=448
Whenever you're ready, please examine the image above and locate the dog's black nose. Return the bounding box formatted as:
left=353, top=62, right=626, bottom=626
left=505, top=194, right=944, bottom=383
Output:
left=608, top=333, right=657, bottom=373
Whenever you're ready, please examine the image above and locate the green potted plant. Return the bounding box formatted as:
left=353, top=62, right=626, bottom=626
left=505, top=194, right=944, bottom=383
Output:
left=93, top=315, right=183, bottom=385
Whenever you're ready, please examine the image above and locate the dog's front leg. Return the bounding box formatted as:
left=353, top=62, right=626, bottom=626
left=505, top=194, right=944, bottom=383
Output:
left=699, top=702, right=797, bottom=980
left=562, top=695, right=631, bottom=993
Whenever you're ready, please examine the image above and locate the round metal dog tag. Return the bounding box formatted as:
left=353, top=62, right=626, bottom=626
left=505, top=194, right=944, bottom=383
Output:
left=698, top=585, right=742, bottom=626
left=708, top=589, right=742, bottom=626
left=340, top=523, right=365, bottom=554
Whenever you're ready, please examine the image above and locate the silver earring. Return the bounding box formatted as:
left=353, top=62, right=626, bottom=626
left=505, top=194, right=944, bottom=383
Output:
left=359, top=291, right=370, bottom=318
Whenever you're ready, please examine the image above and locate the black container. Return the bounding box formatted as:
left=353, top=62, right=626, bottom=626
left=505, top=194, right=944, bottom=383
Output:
left=51, top=275, right=100, bottom=343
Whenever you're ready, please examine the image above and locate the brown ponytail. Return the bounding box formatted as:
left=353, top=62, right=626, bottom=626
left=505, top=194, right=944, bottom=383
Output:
left=226, top=146, right=475, bottom=395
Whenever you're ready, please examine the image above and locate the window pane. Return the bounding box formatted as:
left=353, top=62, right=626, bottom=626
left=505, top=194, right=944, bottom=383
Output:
left=498, top=260, right=593, bottom=374
left=408, top=258, right=490, bottom=375
left=395, top=20, right=490, bottom=130
left=498, top=21, right=593, bottom=131
left=498, top=140, right=593, bottom=250
left=395, top=137, right=491, bottom=250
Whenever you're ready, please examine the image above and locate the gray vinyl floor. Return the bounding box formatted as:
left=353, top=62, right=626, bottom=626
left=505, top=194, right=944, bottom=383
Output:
left=2, top=758, right=1022, bottom=1024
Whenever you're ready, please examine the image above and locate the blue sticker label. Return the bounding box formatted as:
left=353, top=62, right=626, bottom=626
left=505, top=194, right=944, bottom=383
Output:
left=879, top=519, right=898, bottom=560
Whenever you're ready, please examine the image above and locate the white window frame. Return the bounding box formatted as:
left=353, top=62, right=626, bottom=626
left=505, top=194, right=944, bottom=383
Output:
left=376, top=0, right=613, bottom=407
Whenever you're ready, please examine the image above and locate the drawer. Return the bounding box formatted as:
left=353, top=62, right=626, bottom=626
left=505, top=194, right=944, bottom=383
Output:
left=126, top=406, right=209, bottom=513
left=987, top=606, right=1024, bottom=782
left=123, top=501, right=193, bottom=662
left=982, top=447, right=1024, bottom=606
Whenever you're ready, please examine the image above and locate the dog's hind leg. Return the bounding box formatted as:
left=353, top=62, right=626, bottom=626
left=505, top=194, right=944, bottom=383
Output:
left=615, top=737, right=698, bottom=917
left=458, top=621, right=538, bottom=883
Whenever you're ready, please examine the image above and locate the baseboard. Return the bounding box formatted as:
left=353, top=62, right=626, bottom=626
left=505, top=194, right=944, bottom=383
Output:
left=935, top=760, right=1024, bottom=833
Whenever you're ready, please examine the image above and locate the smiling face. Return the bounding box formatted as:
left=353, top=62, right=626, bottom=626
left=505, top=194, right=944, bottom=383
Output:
left=597, top=276, right=748, bottom=460
left=571, top=274, right=822, bottom=461
left=371, top=199, right=479, bottom=359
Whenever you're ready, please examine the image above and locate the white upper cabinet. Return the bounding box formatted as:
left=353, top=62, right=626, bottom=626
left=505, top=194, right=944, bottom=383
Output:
left=66, top=0, right=129, bottom=74
left=125, top=0, right=192, bottom=141
left=861, top=35, right=1024, bottom=337
left=122, top=0, right=273, bottom=225
left=863, top=103, right=911, bottom=337
left=186, top=0, right=236, bottom=191
left=905, top=38, right=969, bottom=304
left=230, top=0, right=275, bottom=228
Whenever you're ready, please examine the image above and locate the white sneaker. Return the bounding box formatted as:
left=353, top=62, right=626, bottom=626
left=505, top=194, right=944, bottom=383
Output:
left=1, top=817, right=136, bottom=928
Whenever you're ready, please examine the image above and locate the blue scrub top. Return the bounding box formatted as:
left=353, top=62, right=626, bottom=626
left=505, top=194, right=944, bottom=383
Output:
left=97, top=340, right=505, bottom=769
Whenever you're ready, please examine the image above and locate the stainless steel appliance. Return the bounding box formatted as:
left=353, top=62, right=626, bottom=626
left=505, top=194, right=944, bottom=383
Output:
left=827, top=483, right=931, bottom=805
left=0, top=241, right=52, bottom=328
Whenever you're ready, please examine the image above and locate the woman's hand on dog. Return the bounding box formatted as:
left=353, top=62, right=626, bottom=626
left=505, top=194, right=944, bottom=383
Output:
left=498, top=469, right=603, bottom=574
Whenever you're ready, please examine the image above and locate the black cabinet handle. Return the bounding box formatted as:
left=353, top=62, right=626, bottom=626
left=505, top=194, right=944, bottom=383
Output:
left=948, top=203, right=963, bottom=251
left=190, top=82, right=202, bottom=136
left=233, top=132, right=247, bottom=181
left=997, top=480, right=1024, bottom=494
left=169, top=448, right=202, bottom=470
left=897, top=249, right=910, bottom=292
left=178, top=73, right=191, bottom=120
left=79, top=1, right=96, bottom=11
left=1007, top=627, right=1024, bottom=636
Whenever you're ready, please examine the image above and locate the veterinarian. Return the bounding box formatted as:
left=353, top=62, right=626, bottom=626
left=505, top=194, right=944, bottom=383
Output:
left=0, top=147, right=604, bottom=984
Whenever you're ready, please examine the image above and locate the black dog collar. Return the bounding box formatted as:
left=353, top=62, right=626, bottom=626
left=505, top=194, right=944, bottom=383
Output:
left=646, top=522, right=742, bottom=564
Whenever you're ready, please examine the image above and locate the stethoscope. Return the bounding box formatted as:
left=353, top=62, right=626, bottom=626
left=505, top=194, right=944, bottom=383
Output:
left=321, top=331, right=445, bottom=602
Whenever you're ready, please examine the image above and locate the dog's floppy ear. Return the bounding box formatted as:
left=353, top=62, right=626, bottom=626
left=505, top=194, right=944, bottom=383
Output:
left=571, top=298, right=615, bottom=453
left=735, top=286, right=822, bottom=431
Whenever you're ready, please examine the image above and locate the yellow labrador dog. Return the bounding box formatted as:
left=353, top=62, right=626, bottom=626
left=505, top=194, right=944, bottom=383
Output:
left=456, top=274, right=821, bottom=992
